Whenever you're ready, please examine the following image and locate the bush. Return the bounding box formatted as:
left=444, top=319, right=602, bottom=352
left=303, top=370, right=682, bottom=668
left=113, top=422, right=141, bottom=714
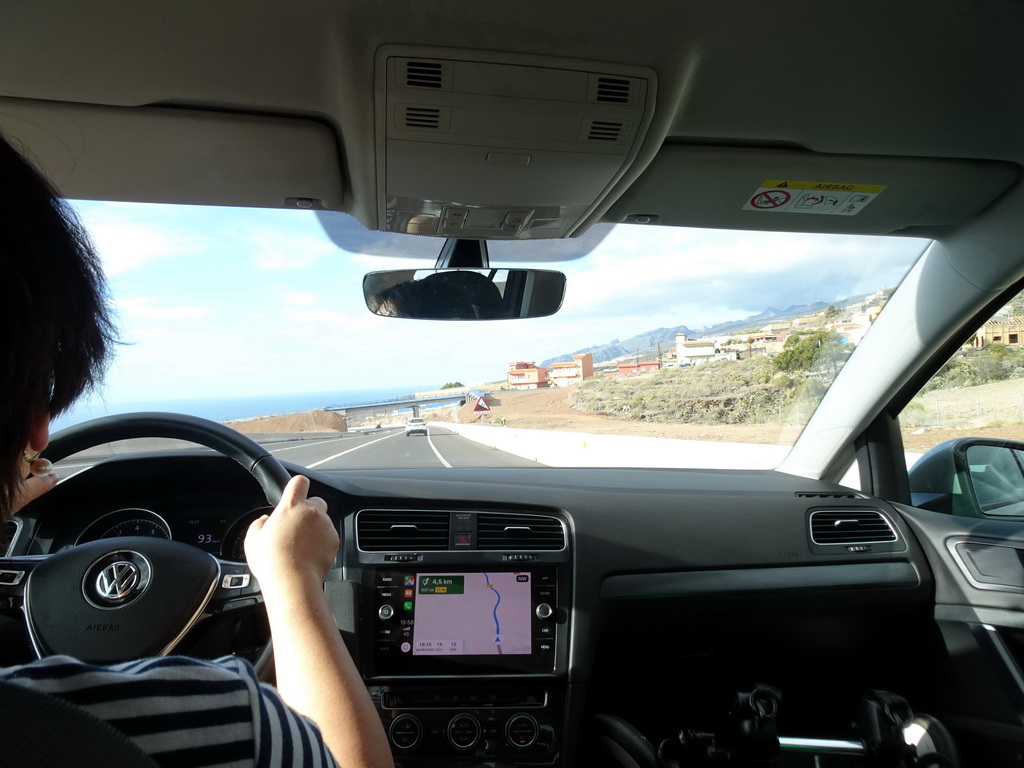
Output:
left=570, top=358, right=802, bottom=426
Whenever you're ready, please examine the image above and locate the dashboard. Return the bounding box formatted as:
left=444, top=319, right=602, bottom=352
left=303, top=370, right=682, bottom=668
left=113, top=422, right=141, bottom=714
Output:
left=2, top=451, right=949, bottom=767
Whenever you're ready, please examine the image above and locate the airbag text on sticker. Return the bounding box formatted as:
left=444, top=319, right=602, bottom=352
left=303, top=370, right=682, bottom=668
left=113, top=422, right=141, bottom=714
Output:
left=742, top=180, right=885, bottom=216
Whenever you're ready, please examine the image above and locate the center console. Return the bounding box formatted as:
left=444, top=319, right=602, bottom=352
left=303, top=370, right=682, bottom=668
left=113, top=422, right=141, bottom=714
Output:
left=345, top=508, right=571, bottom=767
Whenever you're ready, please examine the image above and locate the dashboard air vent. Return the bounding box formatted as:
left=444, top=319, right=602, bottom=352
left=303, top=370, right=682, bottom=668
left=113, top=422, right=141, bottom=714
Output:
left=592, top=76, right=634, bottom=104
left=797, top=491, right=867, bottom=500
left=478, top=513, right=565, bottom=551
left=399, top=105, right=443, bottom=130
left=3, top=518, right=20, bottom=557
left=809, top=510, right=897, bottom=545
left=404, top=60, right=448, bottom=89
left=585, top=119, right=625, bottom=142
left=357, top=510, right=450, bottom=551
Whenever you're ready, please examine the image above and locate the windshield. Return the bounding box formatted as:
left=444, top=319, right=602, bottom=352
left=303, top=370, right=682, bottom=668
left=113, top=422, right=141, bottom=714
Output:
left=53, top=202, right=927, bottom=471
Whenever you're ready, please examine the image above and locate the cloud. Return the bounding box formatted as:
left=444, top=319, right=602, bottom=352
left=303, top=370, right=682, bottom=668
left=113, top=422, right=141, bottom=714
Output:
left=558, top=228, right=927, bottom=328
left=116, top=296, right=211, bottom=320
left=284, top=292, right=318, bottom=306
left=77, top=206, right=207, bottom=276
left=250, top=230, right=344, bottom=271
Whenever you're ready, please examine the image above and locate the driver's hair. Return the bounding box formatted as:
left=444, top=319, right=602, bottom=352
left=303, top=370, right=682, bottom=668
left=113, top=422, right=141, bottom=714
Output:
left=0, top=134, right=116, bottom=516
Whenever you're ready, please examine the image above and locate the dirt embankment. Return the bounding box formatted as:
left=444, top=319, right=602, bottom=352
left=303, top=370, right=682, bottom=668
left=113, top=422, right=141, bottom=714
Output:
left=459, top=387, right=803, bottom=445
left=226, top=409, right=349, bottom=434
left=461, top=382, right=1024, bottom=452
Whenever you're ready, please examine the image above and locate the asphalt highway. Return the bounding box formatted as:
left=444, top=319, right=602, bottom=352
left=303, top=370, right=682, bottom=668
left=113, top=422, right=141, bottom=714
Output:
left=263, top=425, right=542, bottom=470
left=50, top=425, right=543, bottom=478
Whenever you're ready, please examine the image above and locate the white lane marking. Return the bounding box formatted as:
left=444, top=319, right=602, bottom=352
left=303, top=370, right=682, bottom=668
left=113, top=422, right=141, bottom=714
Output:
left=269, top=437, right=347, bottom=454
left=305, top=431, right=403, bottom=468
left=425, top=429, right=452, bottom=469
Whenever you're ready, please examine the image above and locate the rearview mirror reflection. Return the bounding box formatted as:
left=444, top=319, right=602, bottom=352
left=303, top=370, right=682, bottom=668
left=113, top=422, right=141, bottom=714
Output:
left=363, top=268, right=566, bottom=321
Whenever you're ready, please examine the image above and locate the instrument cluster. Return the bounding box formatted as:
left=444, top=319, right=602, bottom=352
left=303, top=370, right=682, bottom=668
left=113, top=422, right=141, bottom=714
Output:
left=75, top=500, right=273, bottom=562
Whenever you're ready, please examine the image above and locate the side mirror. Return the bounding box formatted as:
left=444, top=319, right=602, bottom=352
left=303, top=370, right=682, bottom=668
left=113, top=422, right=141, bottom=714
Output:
left=363, top=268, right=566, bottom=321
left=908, top=438, right=1024, bottom=518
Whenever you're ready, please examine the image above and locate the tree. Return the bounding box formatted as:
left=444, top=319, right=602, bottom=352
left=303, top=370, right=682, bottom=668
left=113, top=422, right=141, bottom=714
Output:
left=772, top=330, right=848, bottom=378
left=439, top=381, right=464, bottom=390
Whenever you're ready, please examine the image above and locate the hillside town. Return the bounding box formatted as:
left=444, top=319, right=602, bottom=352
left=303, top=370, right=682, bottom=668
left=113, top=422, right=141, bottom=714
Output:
left=506, top=291, right=890, bottom=389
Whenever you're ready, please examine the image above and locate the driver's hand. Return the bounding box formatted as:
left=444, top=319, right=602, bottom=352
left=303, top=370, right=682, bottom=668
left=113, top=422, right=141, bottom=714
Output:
left=244, top=475, right=338, bottom=596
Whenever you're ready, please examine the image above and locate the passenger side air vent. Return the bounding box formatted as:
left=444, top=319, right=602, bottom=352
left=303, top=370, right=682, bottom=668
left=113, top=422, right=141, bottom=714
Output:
left=590, top=75, right=635, bottom=104
left=809, top=510, right=897, bottom=545
left=357, top=510, right=450, bottom=551
left=584, top=119, right=625, bottom=142
left=796, top=491, right=868, bottom=500
left=403, top=60, right=449, bottom=89
left=478, top=513, right=565, bottom=551
left=398, top=105, right=445, bottom=130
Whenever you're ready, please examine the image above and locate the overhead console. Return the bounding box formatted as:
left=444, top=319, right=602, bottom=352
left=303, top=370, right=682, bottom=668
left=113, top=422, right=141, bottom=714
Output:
left=343, top=508, right=572, bottom=765
left=375, top=46, right=657, bottom=240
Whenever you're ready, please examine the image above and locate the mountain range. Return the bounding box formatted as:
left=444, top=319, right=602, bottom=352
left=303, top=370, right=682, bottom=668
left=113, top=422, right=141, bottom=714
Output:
left=540, top=299, right=838, bottom=367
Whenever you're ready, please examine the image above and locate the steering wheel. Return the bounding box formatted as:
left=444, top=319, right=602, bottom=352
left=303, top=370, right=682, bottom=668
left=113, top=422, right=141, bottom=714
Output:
left=0, top=412, right=291, bottom=668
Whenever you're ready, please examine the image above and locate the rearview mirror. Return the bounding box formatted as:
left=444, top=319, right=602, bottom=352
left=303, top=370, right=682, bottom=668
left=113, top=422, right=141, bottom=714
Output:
left=363, top=268, right=566, bottom=321
left=909, top=438, right=1024, bottom=518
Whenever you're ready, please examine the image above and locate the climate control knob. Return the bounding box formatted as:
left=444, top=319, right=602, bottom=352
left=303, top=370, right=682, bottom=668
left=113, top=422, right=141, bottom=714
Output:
left=448, top=713, right=481, bottom=750
left=506, top=712, right=539, bottom=748
left=389, top=714, right=422, bottom=750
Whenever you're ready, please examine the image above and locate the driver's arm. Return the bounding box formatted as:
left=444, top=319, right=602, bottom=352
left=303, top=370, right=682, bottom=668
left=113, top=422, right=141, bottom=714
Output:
left=245, top=475, right=394, bottom=768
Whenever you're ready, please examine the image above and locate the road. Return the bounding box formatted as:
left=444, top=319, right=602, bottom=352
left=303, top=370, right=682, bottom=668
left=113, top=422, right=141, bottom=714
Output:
left=262, top=426, right=542, bottom=470
left=49, top=425, right=543, bottom=478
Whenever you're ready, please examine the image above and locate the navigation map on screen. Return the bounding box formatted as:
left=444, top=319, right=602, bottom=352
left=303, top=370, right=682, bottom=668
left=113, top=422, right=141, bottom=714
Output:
left=411, top=572, right=532, bottom=655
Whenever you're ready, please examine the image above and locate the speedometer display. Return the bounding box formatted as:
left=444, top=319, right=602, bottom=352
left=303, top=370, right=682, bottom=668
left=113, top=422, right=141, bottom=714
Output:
left=100, top=518, right=171, bottom=540
left=77, top=508, right=172, bottom=545
left=75, top=501, right=272, bottom=563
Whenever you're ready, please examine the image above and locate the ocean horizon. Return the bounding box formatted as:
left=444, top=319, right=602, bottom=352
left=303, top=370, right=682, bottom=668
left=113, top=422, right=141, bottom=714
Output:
left=50, top=386, right=438, bottom=432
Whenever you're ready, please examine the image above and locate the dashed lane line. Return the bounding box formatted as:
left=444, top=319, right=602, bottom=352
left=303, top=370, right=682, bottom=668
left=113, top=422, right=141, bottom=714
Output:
left=269, top=437, right=348, bottom=454
left=305, top=430, right=404, bottom=469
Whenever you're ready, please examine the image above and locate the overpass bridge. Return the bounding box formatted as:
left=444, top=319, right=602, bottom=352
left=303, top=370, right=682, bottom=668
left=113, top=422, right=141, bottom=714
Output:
left=324, top=389, right=488, bottom=418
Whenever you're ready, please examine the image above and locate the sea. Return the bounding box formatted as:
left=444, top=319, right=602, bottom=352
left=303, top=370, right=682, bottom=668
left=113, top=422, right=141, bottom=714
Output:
left=50, top=386, right=442, bottom=431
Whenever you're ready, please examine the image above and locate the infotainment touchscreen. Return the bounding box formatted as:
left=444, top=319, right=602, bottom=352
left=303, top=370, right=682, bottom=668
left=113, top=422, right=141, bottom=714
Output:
left=372, top=567, right=558, bottom=675
left=413, top=572, right=532, bottom=656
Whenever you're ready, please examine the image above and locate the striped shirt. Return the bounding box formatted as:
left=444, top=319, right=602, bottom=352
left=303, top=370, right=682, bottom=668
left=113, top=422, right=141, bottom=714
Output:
left=0, top=655, right=340, bottom=768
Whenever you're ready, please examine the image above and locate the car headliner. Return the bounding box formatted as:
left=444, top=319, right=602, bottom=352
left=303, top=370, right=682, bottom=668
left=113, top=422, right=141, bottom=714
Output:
left=1, top=1, right=1023, bottom=482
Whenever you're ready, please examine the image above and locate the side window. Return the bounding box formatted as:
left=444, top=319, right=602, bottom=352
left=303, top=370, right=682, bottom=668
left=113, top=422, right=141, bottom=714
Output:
left=901, top=289, right=1024, bottom=518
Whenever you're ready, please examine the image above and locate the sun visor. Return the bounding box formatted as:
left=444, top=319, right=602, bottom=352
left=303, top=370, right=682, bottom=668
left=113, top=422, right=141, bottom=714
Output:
left=0, top=98, right=343, bottom=209
left=605, top=146, right=1020, bottom=236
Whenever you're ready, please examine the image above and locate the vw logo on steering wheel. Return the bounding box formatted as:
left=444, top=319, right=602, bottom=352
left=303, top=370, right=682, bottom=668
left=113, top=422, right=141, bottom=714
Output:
left=83, top=551, right=152, bottom=608
left=96, top=561, right=140, bottom=601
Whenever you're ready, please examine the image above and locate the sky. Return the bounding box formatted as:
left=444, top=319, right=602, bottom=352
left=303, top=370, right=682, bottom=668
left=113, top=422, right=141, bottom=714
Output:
left=69, top=200, right=929, bottom=406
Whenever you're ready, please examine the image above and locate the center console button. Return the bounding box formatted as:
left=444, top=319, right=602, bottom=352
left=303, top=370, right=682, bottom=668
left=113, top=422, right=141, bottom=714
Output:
left=378, top=604, right=395, bottom=620
left=448, top=713, right=481, bottom=750
left=535, top=603, right=553, bottom=620
left=389, top=714, right=422, bottom=750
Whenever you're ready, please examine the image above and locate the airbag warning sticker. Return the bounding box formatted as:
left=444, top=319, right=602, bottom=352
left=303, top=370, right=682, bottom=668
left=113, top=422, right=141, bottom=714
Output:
left=743, top=180, right=885, bottom=216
